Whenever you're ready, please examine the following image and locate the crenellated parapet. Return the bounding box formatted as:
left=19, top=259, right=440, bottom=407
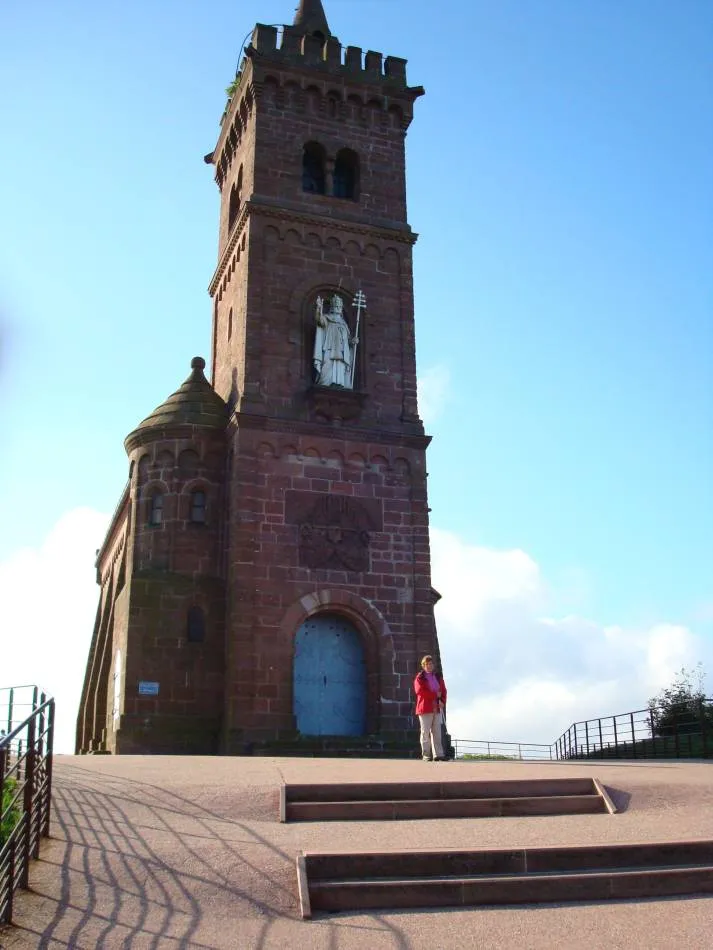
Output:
left=210, top=23, right=423, bottom=191
left=249, top=23, right=410, bottom=89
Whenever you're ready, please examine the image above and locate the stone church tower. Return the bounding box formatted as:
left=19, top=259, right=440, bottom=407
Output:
left=76, top=0, right=446, bottom=755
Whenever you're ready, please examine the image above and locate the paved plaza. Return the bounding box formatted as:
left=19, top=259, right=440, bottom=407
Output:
left=2, top=755, right=712, bottom=949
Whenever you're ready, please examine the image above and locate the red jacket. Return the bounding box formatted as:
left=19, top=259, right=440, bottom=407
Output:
left=414, top=670, right=447, bottom=715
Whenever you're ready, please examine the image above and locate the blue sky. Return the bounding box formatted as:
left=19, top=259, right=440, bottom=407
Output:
left=1, top=1, right=711, bottom=749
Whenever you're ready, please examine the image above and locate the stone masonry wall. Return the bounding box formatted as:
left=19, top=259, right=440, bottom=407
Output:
left=223, top=427, right=439, bottom=748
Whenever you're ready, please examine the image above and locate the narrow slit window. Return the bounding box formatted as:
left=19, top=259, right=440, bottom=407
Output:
left=228, top=165, right=243, bottom=232
left=148, top=493, right=164, bottom=526
left=302, top=142, right=326, bottom=194
left=187, top=606, right=205, bottom=643
left=333, top=149, right=359, bottom=200
left=190, top=490, right=207, bottom=524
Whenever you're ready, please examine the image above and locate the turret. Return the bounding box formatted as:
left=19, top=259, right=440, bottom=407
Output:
left=125, top=357, right=228, bottom=576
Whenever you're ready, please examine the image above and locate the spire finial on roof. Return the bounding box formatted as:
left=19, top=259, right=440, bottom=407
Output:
left=293, top=0, right=330, bottom=37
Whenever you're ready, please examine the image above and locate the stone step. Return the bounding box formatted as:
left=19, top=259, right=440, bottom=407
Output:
left=286, top=777, right=600, bottom=802
left=298, top=841, right=713, bottom=916
left=252, top=738, right=418, bottom=758
left=281, top=776, right=615, bottom=821
left=287, top=793, right=607, bottom=822
left=255, top=748, right=417, bottom=759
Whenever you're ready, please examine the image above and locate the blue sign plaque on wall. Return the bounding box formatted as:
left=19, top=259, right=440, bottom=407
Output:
left=138, top=681, right=160, bottom=696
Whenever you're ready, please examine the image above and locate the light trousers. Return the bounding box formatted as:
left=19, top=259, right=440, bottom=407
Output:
left=418, top=711, right=444, bottom=759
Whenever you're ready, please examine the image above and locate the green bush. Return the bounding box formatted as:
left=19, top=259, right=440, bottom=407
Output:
left=648, top=664, right=713, bottom=738
left=1, top=778, right=22, bottom=845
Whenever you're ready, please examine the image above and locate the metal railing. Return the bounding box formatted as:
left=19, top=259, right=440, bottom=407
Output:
left=453, top=697, right=713, bottom=763
left=452, top=738, right=554, bottom=761
left=554, top=697, right=713, bottom=761
left=0, top=685, right=55, bottom=924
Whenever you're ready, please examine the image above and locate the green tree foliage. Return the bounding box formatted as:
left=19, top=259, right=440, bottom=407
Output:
left=1, top=778, right=21, bottom=845
left=648, top=664, right=713, bottom=737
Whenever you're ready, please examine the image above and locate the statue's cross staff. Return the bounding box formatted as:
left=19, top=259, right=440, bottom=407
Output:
left=350, top=290, right=366, bottom=388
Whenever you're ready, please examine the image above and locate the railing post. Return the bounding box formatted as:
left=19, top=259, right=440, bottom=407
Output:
left=649, top=707, right=657, bottom=757
left=38, top=694, right=46, bottom=762
left=21, top=715, right=36, bottom=885
left=0, top=746, right=6, bottom=827
left=630, top=712, right=636, bottom=758
left=612, top=716, right=619, bottom=757
left=5, top=835, right=16, bottom=924
left=42, top=699, right=55, bottom=838
left=573, top=723, right=578, bottom=758
left=598, top=718, right=604, bottom=758
left=674, top=708, right=681, bottom=758
left=700, top=699, right=710, bottom=759
left=7, top=687, right=14, bottom=735
left=585, top=720, right=590, bottom=756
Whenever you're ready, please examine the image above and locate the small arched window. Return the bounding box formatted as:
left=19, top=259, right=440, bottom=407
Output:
left=333, top=149, right=359, bottom=200
left=190, top=490, right=207, bottom=524
left=302, top=142, right=326, bottom=194
left=187, top=606, right=205, bottom=643
left=228, top=165, right=243, bottom=232
left=148, top=492, right=164, bottom=526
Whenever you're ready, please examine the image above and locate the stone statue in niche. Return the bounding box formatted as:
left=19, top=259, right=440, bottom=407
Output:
left=312, top=293, right=361, bottom=388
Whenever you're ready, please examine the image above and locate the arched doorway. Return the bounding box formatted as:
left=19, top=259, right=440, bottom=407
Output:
left=293, top=613, right=366, bottom=736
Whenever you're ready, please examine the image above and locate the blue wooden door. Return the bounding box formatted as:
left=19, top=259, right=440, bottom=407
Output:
left=293, top=614, right=366, bottom=736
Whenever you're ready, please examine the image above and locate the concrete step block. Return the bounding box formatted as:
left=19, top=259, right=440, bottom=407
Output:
left=286, top=793, right=606, bottom=822
left=300, top=841, right=713, bottom=915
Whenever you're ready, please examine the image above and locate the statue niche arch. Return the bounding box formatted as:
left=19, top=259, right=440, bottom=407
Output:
left=302, top=287, right=365, bottom=391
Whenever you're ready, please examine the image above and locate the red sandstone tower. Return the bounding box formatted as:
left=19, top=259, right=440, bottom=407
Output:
left=77, top=0, right=446, bottom=755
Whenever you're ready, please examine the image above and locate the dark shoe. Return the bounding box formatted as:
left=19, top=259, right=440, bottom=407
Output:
left=434, top=756, right=446, bottom=762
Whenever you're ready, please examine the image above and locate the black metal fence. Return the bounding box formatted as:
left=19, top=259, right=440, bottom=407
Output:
left=0, top=685, right=55, bottom=924
left=554, top=697, right=713, bottom=761
left=453, top=697, right=713, bottom=762
left=451, top=738, right=554, bottom=761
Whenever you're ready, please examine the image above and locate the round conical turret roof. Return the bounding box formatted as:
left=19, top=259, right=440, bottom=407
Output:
left=125, top=357, right=227, bottom=451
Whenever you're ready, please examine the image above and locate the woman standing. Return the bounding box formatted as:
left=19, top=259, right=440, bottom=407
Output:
left=414, top=655, right=447, bottom=761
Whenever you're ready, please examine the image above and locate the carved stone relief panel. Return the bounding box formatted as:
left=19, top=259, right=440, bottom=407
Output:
left=285, top=491, right=383, bottom=573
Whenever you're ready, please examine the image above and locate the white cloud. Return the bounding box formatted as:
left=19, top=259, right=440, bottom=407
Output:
left=0, top=508, right=109, bottom=753
left=417, top=363, right=450, bottom=425
left=431, top=527, right=708, bottom=746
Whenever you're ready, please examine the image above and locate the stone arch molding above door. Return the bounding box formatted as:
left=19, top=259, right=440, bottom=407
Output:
left=280, top=589, right=395, bottom=738
left=278, top=588, right=394, bottom=647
